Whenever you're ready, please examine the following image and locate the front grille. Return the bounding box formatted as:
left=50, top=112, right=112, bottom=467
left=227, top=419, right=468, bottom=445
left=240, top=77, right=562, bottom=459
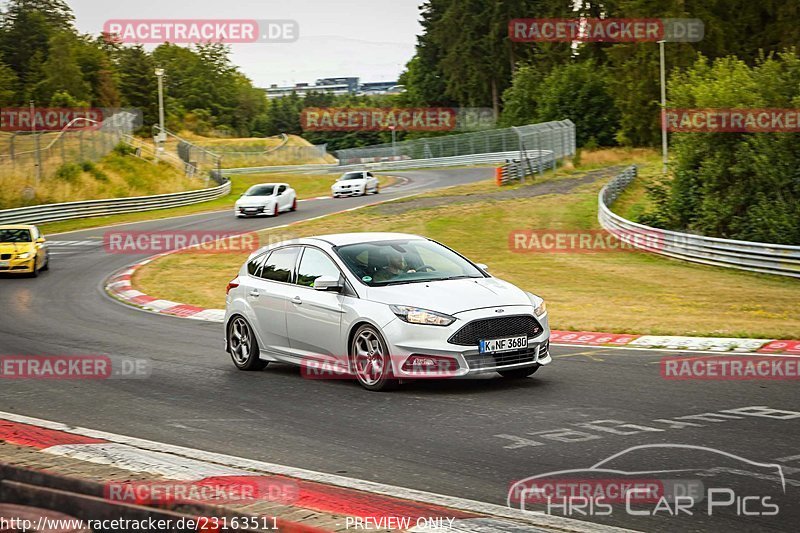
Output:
left=448, top=315, right=543, bottom=346
left=465, top=347, right=538, bottom=370
left=0, top=254, right=10, bottom=260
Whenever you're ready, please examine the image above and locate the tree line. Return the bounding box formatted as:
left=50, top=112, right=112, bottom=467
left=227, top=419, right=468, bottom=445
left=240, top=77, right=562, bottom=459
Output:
left=0, top=0, right=271, bottom=136
left=396, top=0, right=800, bottom=243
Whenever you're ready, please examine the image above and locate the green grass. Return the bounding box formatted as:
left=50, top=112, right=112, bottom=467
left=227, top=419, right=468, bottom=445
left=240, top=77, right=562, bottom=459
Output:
left=40, top=173, right=395, bottom=235
left=134, top=154, right=800, bottom=339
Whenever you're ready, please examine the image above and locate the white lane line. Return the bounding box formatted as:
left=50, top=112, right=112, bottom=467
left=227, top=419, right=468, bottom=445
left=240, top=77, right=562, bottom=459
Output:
left=0, top=411, right=635, bottom=533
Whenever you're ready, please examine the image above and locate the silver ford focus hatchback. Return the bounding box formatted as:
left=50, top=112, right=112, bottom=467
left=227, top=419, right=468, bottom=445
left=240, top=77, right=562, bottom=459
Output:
left=225, top=232, right=551, bottom=391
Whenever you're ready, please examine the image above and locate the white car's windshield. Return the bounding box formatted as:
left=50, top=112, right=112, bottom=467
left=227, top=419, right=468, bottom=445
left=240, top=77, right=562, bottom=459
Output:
left=335, top=239, right=484, bottom=286
left=340, top=172, right=365, bottom=180
left=244, top=185, right=275, bottom=196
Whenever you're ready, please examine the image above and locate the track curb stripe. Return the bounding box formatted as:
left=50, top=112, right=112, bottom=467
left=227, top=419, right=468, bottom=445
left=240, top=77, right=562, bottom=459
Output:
left=0, top=414, right=636, bottom=532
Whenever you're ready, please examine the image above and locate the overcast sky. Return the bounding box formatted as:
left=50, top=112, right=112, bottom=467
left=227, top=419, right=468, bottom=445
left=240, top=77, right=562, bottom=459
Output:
left=60, top=0, right=425, bottom=87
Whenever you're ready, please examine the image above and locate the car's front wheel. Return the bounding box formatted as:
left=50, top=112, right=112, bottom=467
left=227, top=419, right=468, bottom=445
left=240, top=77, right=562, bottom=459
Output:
left=228, top=316, right=267, bottom=370
left=350, top=324, right=397, bottom=391
left=498, top=365, right=540, bottom=379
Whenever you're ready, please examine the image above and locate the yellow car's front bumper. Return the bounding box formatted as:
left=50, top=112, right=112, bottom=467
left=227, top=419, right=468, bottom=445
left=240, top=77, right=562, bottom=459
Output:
left=0, top=256, right=36, bottom=273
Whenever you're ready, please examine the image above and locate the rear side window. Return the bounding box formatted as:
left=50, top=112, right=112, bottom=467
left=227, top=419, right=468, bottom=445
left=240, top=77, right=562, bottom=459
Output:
left=247, top=253, right=268, bottom=276
left=277, top=185, right=286, bottom=194
left=259, top=247, right=299, bottom=283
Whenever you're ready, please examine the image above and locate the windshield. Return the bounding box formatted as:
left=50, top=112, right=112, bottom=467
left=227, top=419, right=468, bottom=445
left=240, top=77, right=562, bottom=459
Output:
left=0, top=229, right=32, bottom=243
left=244, top=185, right=275, bottom=196
left=340, top=172, right=365, bottom=181
left=335, top=239, right=485, bottom=286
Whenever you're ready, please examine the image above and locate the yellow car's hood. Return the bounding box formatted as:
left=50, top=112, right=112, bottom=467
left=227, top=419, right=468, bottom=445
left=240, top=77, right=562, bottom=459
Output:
left=0, top=242, right=34, bottom=254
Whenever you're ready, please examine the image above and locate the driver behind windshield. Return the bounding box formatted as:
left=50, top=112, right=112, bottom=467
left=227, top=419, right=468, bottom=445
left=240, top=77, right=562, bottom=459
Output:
left=373, top=249, right=416, bottom=282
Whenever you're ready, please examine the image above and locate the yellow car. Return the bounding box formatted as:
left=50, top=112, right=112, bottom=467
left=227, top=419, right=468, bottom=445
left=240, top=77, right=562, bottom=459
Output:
left=0, top=224, right=50, bottom=277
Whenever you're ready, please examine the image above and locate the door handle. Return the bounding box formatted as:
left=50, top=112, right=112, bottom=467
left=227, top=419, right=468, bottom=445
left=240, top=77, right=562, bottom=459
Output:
left=290, top=296, right=302, bottom=305
left=249, top=290, right=260, bottom=297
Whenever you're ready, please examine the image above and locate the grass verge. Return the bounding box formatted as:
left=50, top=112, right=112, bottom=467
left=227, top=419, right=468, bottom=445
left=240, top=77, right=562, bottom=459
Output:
left=134, top=151, right=800, bottom=339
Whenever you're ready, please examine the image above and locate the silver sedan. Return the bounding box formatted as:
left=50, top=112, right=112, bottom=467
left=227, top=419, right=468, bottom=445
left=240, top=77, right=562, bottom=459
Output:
left=224, top=233, right=550, bottom=391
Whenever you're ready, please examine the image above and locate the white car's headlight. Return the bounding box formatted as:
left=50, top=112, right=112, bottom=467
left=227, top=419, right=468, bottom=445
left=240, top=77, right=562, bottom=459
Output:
left=390, top=305, right=455, bottom=326
left=17, top=252, right=32, bottom=259
left=525, top=292, right=546, bottom=317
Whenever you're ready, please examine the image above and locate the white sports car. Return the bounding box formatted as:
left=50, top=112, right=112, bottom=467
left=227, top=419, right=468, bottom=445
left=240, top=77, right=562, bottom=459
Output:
left=224, top=232, right=551, bottom=391
left=235, top=183, right=297, bottom=217
left=331, top=171, right=379, bottom=197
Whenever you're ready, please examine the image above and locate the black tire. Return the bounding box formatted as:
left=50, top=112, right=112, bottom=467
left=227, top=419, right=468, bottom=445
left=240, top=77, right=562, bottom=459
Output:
left=40, top=254, right=49, bottom=271
left=228, top=316, right=267, bottom=371
left=290, top=197, right=297, bottom=211
left=374, top=184, right=380, bottom=194
left=498, top=365, right=540, bottom=379
left=350, top=324, right=397, bottom=391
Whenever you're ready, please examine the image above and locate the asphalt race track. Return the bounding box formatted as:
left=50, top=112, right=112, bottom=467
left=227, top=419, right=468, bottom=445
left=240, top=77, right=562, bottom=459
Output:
left=1, top=168, right=798, bottom=532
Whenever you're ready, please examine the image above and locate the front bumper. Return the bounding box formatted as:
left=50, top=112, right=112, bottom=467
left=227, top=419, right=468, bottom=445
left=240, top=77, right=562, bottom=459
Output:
left=332, top=187, right=364, bottom=197
left=381, top=306, right=551, bottom=378
left=0, top=256, right=35, bottom=273
left=236, top=205, right=268, bottom=216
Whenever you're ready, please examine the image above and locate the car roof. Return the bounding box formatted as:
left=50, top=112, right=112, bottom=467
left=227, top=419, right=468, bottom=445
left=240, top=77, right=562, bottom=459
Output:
left=248, top=183, right=286, bottom=187
left=0, top=225, right=36, bottom=230
left=307, top=232, right=427, bottom=246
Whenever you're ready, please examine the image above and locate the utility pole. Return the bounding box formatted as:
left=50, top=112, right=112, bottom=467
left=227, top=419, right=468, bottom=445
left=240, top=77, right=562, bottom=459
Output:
left=31, top=100, right=41, bottom=185
left=154, top=68, right=166, bottom=159
left=659, top=40, right=668, bottom=175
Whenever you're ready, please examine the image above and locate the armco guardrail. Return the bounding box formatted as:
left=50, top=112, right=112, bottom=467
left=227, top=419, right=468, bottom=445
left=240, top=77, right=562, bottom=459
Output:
left=0, top=180, right=231, bottom=225
left=223, top=150, right=555, bottom=176
left=598, top=166, right=800, bottom=278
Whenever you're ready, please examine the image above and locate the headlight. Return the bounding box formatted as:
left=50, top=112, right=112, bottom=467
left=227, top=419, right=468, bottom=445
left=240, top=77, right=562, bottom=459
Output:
left=525, top=292, right=547, bottom=317
left=390, top=305, right=455, bottom=326
left=17, top=252, right=32, bottom=259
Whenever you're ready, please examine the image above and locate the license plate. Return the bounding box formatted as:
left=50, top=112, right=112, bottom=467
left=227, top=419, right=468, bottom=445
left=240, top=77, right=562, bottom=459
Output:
left=479, top=335, right=528, bottom=354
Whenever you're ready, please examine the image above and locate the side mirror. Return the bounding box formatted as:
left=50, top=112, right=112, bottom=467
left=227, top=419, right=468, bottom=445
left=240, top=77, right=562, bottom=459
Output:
left=36, top=237, right=46, bottom=244
left=313, top=275, right=343, bottom=292
left=476, top=263, right=489, bottom=272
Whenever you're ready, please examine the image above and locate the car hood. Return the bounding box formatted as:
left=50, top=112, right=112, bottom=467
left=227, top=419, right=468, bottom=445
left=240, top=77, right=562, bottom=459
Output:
left=236, top=196, right=275, bottom=206
left=333, top=179, right=366, bottom=187
left=0, top=242, right=34, bottom=254
left=364, top=277, right=532, bottom=315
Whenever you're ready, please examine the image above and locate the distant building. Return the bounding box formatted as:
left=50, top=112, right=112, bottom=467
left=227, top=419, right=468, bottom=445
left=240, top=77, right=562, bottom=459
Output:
left=262, top=77, right=401, bottom=99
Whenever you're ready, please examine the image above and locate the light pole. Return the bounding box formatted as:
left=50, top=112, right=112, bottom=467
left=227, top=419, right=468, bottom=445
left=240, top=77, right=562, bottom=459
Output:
left=154, top=68, right=166, bottom=155
left=31, top=100, right=41, bottom=185
left=389, top=125, right=397, bottom=157
left=659, top=40, right=668, bottom=175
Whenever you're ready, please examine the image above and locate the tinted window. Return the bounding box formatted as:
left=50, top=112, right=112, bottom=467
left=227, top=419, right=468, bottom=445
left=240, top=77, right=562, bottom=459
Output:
left=277, top=185, right=286, bottom=194
left=245, top=185, right=275, bottom=196
left=247, top=253, right=268, bottom=276
left=296, top=247, right=341, bottom=287
left=0, top=229, right=32, bottom=243
left=259, top=247, right=299, bottom=283
left=341, top=172, right=364, bottom=180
